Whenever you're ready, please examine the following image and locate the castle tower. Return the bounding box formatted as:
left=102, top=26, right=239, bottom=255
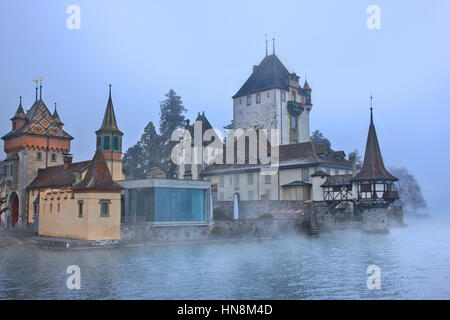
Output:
left=95, top=85, right=124, bottom=181
left=232, top=50, right=312, bottom=145
left=1, top=84, right=73, bottom=227
left=352, top=106, right=399, bottom=233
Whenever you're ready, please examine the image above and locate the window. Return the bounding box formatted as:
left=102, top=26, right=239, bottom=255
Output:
left=229, top=177, right=232, bottom=185
left=248, top=190, right=254, bottom=200
left=256, top=93, right=261, bottom=104
left=219, top=176, right=224, bottom=188
left=302, top=168, right=309, bottom=182
left=219, top=192, right=224, bottom=201
left=291, top=116, right=297, bottom=129
left=50, top=204, right=53, bottom=212
left=361, top=184, right=371, bottom=192
left=153, top=188, right=205, bottom=222
left=267, top=92, right=270, bottom=97
left=234, top=175, right=239, bottom=186
left=100, top=200, right=111, bottom=217
left=36, top=152, right=42, bottom=161
left=77, top=200, right=83, bottom=217
left=57, top=203, right=60, bottom=212
left=51, top=153, right=56, bottom=162
left=326, top=168, right=331, bottom=175
left=334, top=169, right=339, bottom=175
left=104, top=136, right=110, bottom=150
left=3, top=165, right=7, bottom=177
left=239, top=98, right=242, bottom=105
left=291, top=91, right=296, bottom=101
left=247, top=173, right=254, bottom=185
left=247, top=95, right=252, bottom=106
left=282, top=92, right=286, bottom=101
left=113, top=136, right=119, bottom=151
left=264, top=175, right=271, bottom=184
left=97, top=136, right=102, bottom=149
left=12, top=122, right=16, bottom=131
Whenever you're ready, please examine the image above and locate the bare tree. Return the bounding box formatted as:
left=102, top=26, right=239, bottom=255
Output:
left=0, top=193, right=9, bottom=217
left=390, top=167, right=427, bottom=213
left=348, top=149, right=362, bottom=169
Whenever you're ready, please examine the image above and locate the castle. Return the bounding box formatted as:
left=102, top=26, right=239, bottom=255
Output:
left=0, top=47, right=400, bottom=238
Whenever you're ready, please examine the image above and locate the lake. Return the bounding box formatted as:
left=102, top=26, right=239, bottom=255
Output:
left=0, top=216, right=449, bottom=299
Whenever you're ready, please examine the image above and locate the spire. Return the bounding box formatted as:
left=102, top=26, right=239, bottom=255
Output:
left=370, top=94, right=374, bottom=125
left=303, top=74, right=311, bottom=90
left=39, top=78, right=44, bottom=100
left=352, top=107, right=398, bottom=182
left=265, top=33, right=268, bottom=57
left=34, top=80, right=38, bottom=101
left=272, top=35, right=275, bottom=55
left=11, top=96, right=26, bottom=120
left=96, top=84, right=122, bottom=134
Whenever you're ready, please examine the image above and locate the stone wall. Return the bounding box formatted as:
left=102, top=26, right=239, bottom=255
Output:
left=214, top=199, right=305, bottom=219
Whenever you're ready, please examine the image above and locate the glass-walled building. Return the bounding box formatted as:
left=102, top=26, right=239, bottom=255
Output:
left=118, top=179, right=212, bottom=225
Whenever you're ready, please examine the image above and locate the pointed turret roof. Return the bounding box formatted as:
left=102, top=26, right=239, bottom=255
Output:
left=11, top=97, right=26, bottom=120
left=2, top=99, right=73, bottom=140
left=73, top=151, right=122, bottom=192
left=303, top=80, right=311, bottom=90
left=96, top=85, right=123, bottom=135
left=233, top=54, right=290, bottom=98
left=353, top=109, right=398, bottom=181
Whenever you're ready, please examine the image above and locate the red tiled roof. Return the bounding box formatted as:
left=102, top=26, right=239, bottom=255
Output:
left=73, top=151, right=122, bottom=192
left=27, top=161, right=91, bottom=190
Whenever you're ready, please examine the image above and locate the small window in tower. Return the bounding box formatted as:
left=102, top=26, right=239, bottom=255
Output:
left=291, top=116, right=297, bottom=129
left=36, top=152, right=42, bottom=161
left=78, top=200, right=83, bottom=218
left=51, top=153, right=56, bottom=162
left=12, top=122, right=16, bottom=131
left=104, top=136, right=111, bottom=150
left=256, top=93, right=261, bottom=104
left=97, top=136, right=102, bottom=149
left=113, top=136, right=119, bottom=151
left=247, top=95, right=252, bottom=106
left=291, top=91, right=296, bottom=101
left=282, top=92, right=286, bottom=101
left=100, top=200, right=110, bottom=217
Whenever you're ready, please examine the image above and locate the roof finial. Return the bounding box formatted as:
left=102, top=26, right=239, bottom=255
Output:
left=265, top=33, right=268, bottom=57
left=370, top=93, right=374, bottom=125
left=272, top=34, right=275, bottom=55
left=19, top=96, right=22, bottom=106
left=33, top=80, right=38, bottom=101
left=109, top=84, right=112, bottom=98
left=39, top=78, right=44, bottom=100
left=54, top=102, right=57, bottom=112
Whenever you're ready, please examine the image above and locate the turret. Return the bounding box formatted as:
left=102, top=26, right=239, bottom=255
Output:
left=11, top=97, right=26, bottom=131
left=95, top=85, right=124, bottom=181
left=53, top=103, right=64, bottom=128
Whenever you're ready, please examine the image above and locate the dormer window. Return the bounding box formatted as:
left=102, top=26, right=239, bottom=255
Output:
left=247, top=95, right=252, bottom=106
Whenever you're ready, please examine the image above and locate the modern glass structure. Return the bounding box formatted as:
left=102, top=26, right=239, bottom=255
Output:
left=118, top=179, right=212, bottom=225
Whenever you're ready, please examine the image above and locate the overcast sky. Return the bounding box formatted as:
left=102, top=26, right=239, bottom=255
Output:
left=1, top=0, right=449, bottom=213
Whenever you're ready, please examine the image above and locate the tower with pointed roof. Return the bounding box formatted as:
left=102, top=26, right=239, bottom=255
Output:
left=95, top=85, right=124, bottom=181
left=233, top=47, right=313, bottom=145
left=1, top=84, right=73, bottom=227
left=352, top=105, right=399, bottom=233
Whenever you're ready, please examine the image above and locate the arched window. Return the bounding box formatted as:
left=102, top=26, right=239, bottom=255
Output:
left=104, top=136, right=110, bottom=150
left=113, top=136, right=119, bottom=151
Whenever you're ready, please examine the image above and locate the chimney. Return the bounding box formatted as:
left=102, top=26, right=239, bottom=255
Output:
left=63, top=153, right=73, bottom=170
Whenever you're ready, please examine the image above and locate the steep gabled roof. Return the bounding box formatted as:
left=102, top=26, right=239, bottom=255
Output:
left=321, top=174, right=353, bottom=187
left=233, top=54, right=290, bottom=98
left=2, top=100, right=73, bottom=140
left=353, top=110, right=398, bottom=181
left=73, top=151, right=122, bottom=192
left=96, top=86, right=122, bottom=135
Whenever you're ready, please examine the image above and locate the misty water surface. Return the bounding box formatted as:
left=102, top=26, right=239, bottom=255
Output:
left=0, top=216, right=449, bottom=299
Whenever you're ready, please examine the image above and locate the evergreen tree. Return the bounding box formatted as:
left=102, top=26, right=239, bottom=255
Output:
left=311, top=130, right=331, bottom=147
left=123, top=144, right=146, bottom=179
left=348, top=149, right=363, bottom=169
left=159, top=89, right=187, bottom=178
